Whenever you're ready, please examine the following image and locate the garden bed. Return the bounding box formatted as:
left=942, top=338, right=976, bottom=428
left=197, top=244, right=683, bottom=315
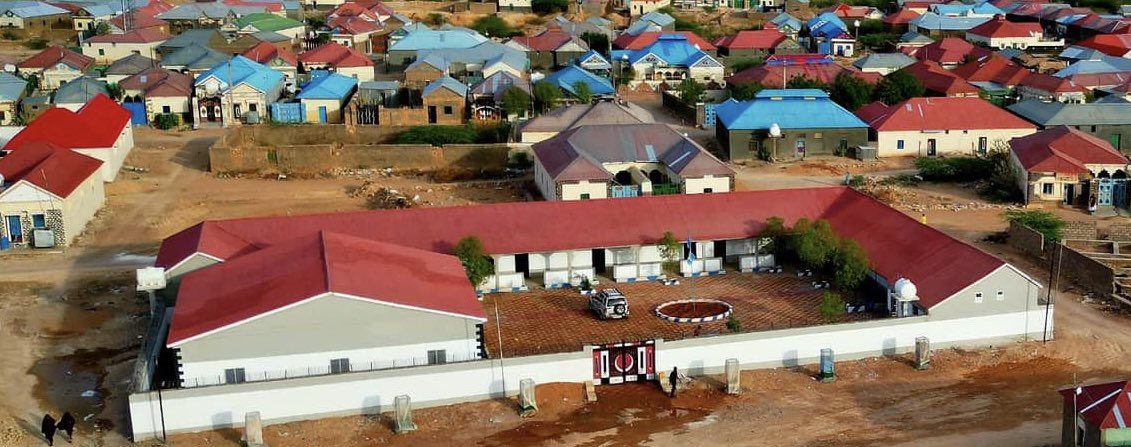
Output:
left=655, top=299, right=733, bottom=323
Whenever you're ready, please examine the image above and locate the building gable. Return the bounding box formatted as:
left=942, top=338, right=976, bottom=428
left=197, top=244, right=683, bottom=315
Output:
left=691, top=55, right=722, bottom=68
left=0, top=180, right=60, bottom=203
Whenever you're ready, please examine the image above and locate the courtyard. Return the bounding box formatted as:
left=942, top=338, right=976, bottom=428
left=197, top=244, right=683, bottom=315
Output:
left=481, top=271, right=879, bottom=358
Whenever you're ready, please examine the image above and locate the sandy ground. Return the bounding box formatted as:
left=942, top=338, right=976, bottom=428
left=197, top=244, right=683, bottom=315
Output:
left=1, top=129, right=1130, bottom=446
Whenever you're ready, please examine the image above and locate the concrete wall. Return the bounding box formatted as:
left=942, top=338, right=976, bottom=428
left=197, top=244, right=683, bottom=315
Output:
left=81, top=41, right=163, bottom=64
left=1053, top=244, right=1115, bottom=299
left=1062, top=220, right=1098, bottom=240
left=683, top=175, right=733, bottom=194
left=129, top=307, right=1051, bottom=440
left=875, top=128, right=1035, bottom=157
left=561, top=180, right=610, bottom=200
left=1009, top=220, right=1046, bottom=259
left=720, top=125, right=869, bottom=161
left=1106, top=223, right=1131, bottom=241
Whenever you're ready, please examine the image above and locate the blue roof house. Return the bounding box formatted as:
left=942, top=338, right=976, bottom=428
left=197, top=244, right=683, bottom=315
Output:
left=193, top=55, right=285, bottom=128
left=0, top=72, right=26, bottom=125
left=714, top=89, right=870, bottom=161
left=387, top=26, right=489, bottom=70
left=806, top=13, right=857, bottom=57
left=296, top=73, right=357, bottom=124
left=617, top=34, right=725, bottom=88
left=543, top=65, right=614, bottom=100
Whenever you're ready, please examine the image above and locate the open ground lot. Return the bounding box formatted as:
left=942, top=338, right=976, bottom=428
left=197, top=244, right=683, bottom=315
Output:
left=484, top=272, right=874, bottom=357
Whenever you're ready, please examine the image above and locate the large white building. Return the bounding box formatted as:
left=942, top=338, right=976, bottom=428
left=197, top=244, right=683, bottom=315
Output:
left=856, top=97, right=1037, bottom=157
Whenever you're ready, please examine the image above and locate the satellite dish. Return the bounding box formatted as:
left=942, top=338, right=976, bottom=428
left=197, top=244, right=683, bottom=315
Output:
left=769, top=123, right=782, bottom=138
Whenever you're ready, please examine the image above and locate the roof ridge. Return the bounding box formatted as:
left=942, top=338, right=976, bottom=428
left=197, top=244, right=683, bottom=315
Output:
left=319, top=230, right=333, bottom=293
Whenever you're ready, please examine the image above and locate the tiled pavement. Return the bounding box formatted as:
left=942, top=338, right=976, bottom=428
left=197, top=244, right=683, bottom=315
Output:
left=480, top=271, right=877, bottom=358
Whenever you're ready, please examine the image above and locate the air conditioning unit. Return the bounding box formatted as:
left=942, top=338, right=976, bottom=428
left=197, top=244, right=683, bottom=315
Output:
left=32, top=229, right=55, bottom=248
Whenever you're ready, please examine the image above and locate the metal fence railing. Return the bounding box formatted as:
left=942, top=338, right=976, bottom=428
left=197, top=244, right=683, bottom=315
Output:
left=181, top=352, right=481, bottom=389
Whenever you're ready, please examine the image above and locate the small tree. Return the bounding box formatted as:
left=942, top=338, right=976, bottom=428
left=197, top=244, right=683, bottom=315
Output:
left=94, top=21, right=111, bottom=36
left=454, top=236, right=493, bottom=288
left=572, top=81, right=593, bottom=103
left=791, top=218, right=838, bottom=269
left=580, top=32, right=609, bottom=55
left=533, top=81, right=561, bottom=113
left=760, top=215, right=788, bottom=256
left=786, top=75, right=826, bottom=90
left=153, top=113, right=180, bottom=130
left=1004, top=210, right=1065, bottom=242
left=656, top=231, right=682, bottom=277
left=500, top=86, right=531, bottom=118
left=726, top=317, right=741, bottom=333
left=532, top=0, right=569, bottom=14
left=819, top=291, right=846, bottom=323
left=106, top=83, right=123, bottom=101
left=677, top=78, right=705, bottom=104
left=617, top=65, right=635, bottom=86
left=426, top=13, right=446, bottom=26
left=829, top=72, right=874, bottom=112
left=873, top=70, right=925, bottom=105
left=832, top=239, right=869, bottom=290
left=730, top=57, right=763, bottom=73
left=729, top=81, right=763, bottom=101
left=470, top=15, right=518, bottom=38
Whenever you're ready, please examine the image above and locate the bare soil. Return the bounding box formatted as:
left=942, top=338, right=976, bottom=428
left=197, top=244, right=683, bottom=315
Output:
left=656, top=301, right=730, bottom=319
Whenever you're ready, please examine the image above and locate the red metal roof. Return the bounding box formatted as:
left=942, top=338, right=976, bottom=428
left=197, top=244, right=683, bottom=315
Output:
left=967, top=15, right=1042, bottom=38
left=883, top=8, right=921, bottom=25
left=856, top=96, right=1036, bottom=131
left=328, top=16, right=381, bottom=35
left=86, top=28, right=169, bottom=44
left=156, top=188, right=1011, bottom=312
left=1059, top=381, right=1131, bottom=430
left=902, top=37, right=991, bottom=65
left=713, top=30, right=786, bottom=50
left=952, top=54, right=1030, bottom=86
left=1018, top=71, right=1086, bottom=93
left=1077, top=34, right=1131, bottom=57
left=109, top=10, right=168, bottom=31
left=240, top=41, right=298, bottom=66
left=18, top=46, right=93, bottom=71
left=167, top=231, right=487, bottom=345
left=119, top=68, right=192, bottom=97
left=0, top=141, right=101, bottom=197
left=613, top=32, right=716, bottom=51
left=897, top=60, right=979, bottom=96
left=1010, top=126, right=1128, bottom=174
left=727, top=59, right=879, bottom=87
left=5, top=94, right=130, bottom=150
left=299, top=42, right=374, bottom=67
left=509, top=28, right=578, bottom=52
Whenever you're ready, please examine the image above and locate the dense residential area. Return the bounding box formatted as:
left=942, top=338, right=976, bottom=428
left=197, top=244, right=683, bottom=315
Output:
left=1, top=0, right=1131, bottom=445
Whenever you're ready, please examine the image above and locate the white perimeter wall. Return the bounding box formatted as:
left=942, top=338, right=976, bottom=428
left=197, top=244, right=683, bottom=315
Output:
left=129, top=308, right=1052, bottom=440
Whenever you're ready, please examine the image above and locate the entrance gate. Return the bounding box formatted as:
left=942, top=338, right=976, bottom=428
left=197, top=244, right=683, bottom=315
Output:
left=592, top=340, right=655, bottom=385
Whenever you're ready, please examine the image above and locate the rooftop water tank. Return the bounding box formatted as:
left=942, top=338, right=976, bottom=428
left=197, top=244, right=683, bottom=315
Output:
left=894, top=278, right=918, bottom=302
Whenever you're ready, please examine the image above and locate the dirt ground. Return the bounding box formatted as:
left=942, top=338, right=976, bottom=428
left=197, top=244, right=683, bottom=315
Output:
left=2, top=129, right=1131, bottom=446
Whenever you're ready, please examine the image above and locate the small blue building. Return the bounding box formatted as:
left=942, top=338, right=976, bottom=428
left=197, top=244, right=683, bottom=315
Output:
left=714, top=89, right=869, bottom=161
left=296, top=73, right=358, bottom=123
left=543, top=65, right=615, bottom=100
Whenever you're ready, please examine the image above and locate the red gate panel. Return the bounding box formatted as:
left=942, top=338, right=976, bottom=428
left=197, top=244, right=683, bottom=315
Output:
left=592, top=340, right=656, bottom=385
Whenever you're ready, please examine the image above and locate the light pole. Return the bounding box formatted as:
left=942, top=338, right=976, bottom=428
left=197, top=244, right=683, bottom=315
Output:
left=853, top=19, right=861, bottom=57
left=769, top=122, right=782, bottom=162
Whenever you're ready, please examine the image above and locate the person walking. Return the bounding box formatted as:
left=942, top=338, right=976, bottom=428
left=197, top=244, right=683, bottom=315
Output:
left=669, top=366, right=679, bottom=398
left=40, top=414, right=56, bottom=446
left=56, top=412, right=75, bottom=443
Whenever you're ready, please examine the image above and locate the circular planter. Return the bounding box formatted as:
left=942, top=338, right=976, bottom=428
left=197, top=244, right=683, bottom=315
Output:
left=655, top=299, right=733, bottom=323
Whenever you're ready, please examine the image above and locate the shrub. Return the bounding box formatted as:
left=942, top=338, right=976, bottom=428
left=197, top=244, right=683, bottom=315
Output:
left=472, top=121, right=512, bottom=144
left=914, top=156, right=995, bottom=182
left=1004, top=210, right=1065, bottom=242
left=848, top=175, right=865, bottom=187
left=980, top=144, right=1023, bottom=203
left=454, top=236, right=493, bottom=288
left=153, top=113, right=180, bottom=130
left=726, top=317, right=741, bottom=333
left=831, top=239, right=869, bottom=290
left=532, top=0, right=569, bottom=14
left=426, top=13, right=445, bottom=26
left=730, top=57, right=763, bottom=73
left=24, top=38, right=47, bottom=50
left=394, top=126, right=476, bottom=145
left=819, top=291, right=846, bottom=323
left=1, top=31, right=18, bottom=40
left=470, top=15, right=519, bottom=38
left=501, top=86, right=531, bottom=117
left=656, top=231, right=682, bottom=276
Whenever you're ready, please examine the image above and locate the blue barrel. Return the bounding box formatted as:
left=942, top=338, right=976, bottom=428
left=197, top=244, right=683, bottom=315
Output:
left=0, top=236, right=9, bottom=250
left=819, top=348, right=836, bottom=382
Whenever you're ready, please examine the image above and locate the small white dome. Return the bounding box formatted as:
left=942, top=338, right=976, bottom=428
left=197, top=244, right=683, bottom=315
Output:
left=894, top=277, right=918, bottom=301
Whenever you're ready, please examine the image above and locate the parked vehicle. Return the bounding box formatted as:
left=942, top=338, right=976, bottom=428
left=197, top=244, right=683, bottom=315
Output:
left=590, top=288, right=629, bottom=320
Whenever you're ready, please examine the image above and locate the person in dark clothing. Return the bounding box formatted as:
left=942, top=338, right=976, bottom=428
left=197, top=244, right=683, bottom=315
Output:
left=669, top=366, right=679, bottom=398
left=56, top=412, right=75, bottom=443
left=40, top=414, right=56, bottom=446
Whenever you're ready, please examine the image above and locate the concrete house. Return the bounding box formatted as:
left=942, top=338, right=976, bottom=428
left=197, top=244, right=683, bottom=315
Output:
left=53, top=76, right=109, bottom=111
left=403, top=53, right=446, bottom=90
left=543, top=65, right=614, bottom=100
left=104, top=53, right=158, bottom=84
left=469, top=71, right=530, bottom=120
left=966, top=15, right=1063, bottom=50
left=17, top=46, right=93, bottom=90
left=4, top=94, right=134, bottom=182
left=298, top=42, right=375, bottom=82
left=505, top=25, right=589, bottom=70
left=386, top=26, right=488, bottom=71
left=420, top=76, right=466, bottom=125
left=805, top=12, right=856, bottom=57
left=160, top=44, right=229, bottom=77
left=0, top=141, right=104, bottom=248
left=192, top=55, right=285, bottom=127
left=0, top=1, right=70, bottom=35
left=614, top=34, right=725, bottom=88
left=727, top=54, right=879, bottom=89
left=715, top=89, right=870, bottom=161
left=80, top=28, right=170, bottom=65
left=532, top=123, right=735, bottom=200
left=613, top=31, right=716, bottom=56
left=852, top=53, right=916, bottom=75
left=119, top=68, right=194, bottom=123
left=296, top=73, right=357, bottom=123
left=1059, top=380, right=1131, bottom=447
left=241, top=41, right=299, bottom=90
left=1009, top=126, right=1129, bottom=206
left=910, top=12, right=990, bottom=37
left=1016, top=72, right=1088, bottom=104
left=520, top=100, right=654, bottom=143
left=713, top=29, right=801, bottom=59
left=857, top=97, right=1037, bottom=157
left=234, top=13, right=304, bottom=40
left=1008, top=99, right=1131, bottom=155
left=70, top=4, right=116, bottom=33
left=166, top=231, right=488, bottom=387
left=413, top=42, right=528, bottom=86
left=0, top=72, right=26, bottom=125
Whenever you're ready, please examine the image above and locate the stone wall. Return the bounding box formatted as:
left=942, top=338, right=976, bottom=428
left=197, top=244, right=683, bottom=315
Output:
left=1052, top=244, right=1115, bottom=299
left=1062, top=220, right=1098, bottom=240
left=1008, top=221, right=1045, bottom=259
left=1105, top=223, right=1131, bottom=241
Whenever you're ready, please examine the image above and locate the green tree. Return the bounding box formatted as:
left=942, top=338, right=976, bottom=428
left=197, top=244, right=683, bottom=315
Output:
left=856, top=19, right=884, bottom=36
left=791, top=218, right=838, bottom=269
left=617, top=64, right=635, bottom=86
left=580, top=32, right=609, bottom=55
left=469, top=15, right=518, bottom=38
left=829, top=72, right=874, bottom=111
left=729, top=81, right=763, bottom=101
left=454, top=236, right=493, bottom=288
left=532, top=0, right=569, bottom=14
left=819, top=291, right=846, bottom=323
left=426, top=13, right=446, bottom=26
left=831, top=239, right=869, bottom=290
left=981, top=141, right=1023, bottom=203
left=23, top=38, right=47, bottom=50
left=572, top=81, right=592, bottom=103
left=656, top=231, right=683, bottom=277
left=1003, top=210, right=1065, bottom=242
left=677, top=78, right=705, bottom=104
left=93, top=21, right=111, bottom=36
left=786, top=75, right=826, bottom=89
left=153, top=113, right=180, bottom=130
left=500, top=86, right=531, bottom=117
left=533, top=81, right=561, bottom=112
left=106, top=83, right=123, bottom=101
left=873, top=70, right=925, bottom=105
left=730, top=57, right=763, bottom=73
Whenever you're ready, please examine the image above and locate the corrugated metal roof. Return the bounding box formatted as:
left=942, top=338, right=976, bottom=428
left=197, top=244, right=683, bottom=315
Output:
left=160, top=43, right=227, bottom=69
left=388, top=26, right=487, bottom=52
left=534, top=123, right=733, bottom=180
left=296, top=72, right=357, bottom=99
left=52, top=76, right=108, bottom=105
left=0, top=1, right=67, bottom=18
left=422, top=75, right=466, bottom=97
left=1056, top=56, right=1131, bottom=76
left=1008, top=99, right=1131, bottom=125
left=544, top=65, right=613, bottom=97
left=105, top=53, right=157, bottom=75
left=910, top=12, right=990, bottom=31
left=626, top=34, right=714, bottom=66
left=0, top=71, right=26, bottom=102
left=195, top=55, right=284, bottom=93
left=716, top=89, right=868, bottom=130
left=853, top=53, right=916, bottom=70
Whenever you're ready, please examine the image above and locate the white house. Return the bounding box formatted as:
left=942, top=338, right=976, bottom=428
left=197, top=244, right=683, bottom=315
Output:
left=1009, top=126, right=1130, bottom=205
left=620, top=33, right=725, bottom=88
left=192, top=56, right=285, bottom=127
left=80, top=28, right=169, bottom=65
left=3, top=94, right=134, bottom=182
left=0, top=141, right=105, bottom=247
left=855, top=97, right=1037, bottom=157
left=965, top=15, right=1063, bottom=50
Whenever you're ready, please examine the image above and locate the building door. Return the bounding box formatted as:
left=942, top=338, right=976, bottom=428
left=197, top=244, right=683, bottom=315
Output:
left=592, top=340, right=655, bottom=385
left=428, top=106, right=437, bottom=124
left=1064, top=183, right=1075, bottom=205
left=514, top=253, right=530, bottom=279
left=977, top=137, right=988, bottom=155
left=5, top=215, right=21, bottom=244
left=592, top=249, right=606, bottom=274
left=318, top=106, right=328, bottom=123
left=1111, top=133, right=1122, bottom=150
left=1114, top=180, right=1128, bottom=208
left=1099, top=178, right=1114, bottom=206
left=926, top=139, right=937, bottom=156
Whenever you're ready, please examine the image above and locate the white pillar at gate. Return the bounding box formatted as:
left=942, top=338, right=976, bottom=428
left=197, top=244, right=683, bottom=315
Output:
left=915, top=336, right=931, bottom=370
left=244, top=411, right=264, bottom=446
left=725, top=358, right=740, bottom=394
left=394, top=395, right=417, bottom=434
left=519, top=378, right=538, bottom=416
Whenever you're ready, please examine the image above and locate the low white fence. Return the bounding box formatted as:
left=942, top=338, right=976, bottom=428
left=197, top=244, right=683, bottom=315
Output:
left=129, top=308, right=1052, bottom=440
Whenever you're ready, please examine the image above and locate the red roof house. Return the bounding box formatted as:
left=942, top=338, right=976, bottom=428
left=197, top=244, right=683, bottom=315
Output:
left=1011, top=126, right=1127, bottom=176
left=507, top=25, right=589, bottom=68
left=18, top=46, right=93, bottom=71
left=856, top=97, right=1037, bottom=156
left=713, top=30, right=794, bottom=57
left=299, top=42, right=375, bottom=80
left=883, top=8, right=921, bottom=27
left=1059, top=381, right=1131, bottom=441
left=241, top=41, right=299, bottom=70
left=5, top=94, right=133, bottom=182
left=1016, top=72, right=1087, bottom=103
left=0, top=141, right=105, bottom=246
left=898, top=60, right=979, bottom=96
left=901, top=37, right=992, bottom=68
left=0, top=141, right=102, bottom=198
left=1077, top=34, right=1131, bottom=58
left=727, top=54, right=879, bottom=87
left=952, top=54, right=1030, bottom=87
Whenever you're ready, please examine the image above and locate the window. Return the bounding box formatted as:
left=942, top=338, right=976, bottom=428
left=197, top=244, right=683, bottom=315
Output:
left=427, top=349, right=447, bottom=365
left=233, top=103, right=241, bottom=117
left=996, top=290, right=1004, bottom=302
left=31, top=214, right=45, bottom=229
left=897, top=140, right=905, bottom=150
left=977, top=137, right=988, bottom=155
left=161, top=105, right=171, bottom=113
left=443, top=106, right=453, bottom=115
left=1042, top=183, right=1054, bottom=195
left=97, top=48, right=104, bottom=56
left=224, top=368, right=246, bottom=384
left=703, top=188, right=713, bottom=193
left=248, top=103, right=257, bottom=113
left=1091, top=125, right=1098, bottom=132
left=974, top=292, right=984, bottom=304
left=329, top=358, right=350, bottom=374
left=580, top=193, right=591, bottom=200
left=0, top=111, right=5, bottom=121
